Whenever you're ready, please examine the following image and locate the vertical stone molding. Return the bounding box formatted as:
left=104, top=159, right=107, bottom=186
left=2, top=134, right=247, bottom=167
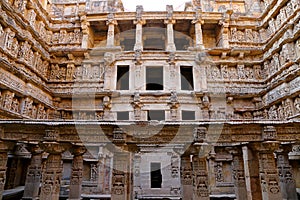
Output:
left=181, top=156, right=193, bottom=200
left=134, top=5, right=146, bottom=51
left=192, top=9, right=204, bottom=49
left=22, top=144, right=43, bottom=200
left=192, top=154, right=209, bottom=200
left=112, top=152, right=130, bottom=200
left=253, top=142, right=282, bottom=200
left=218, top=10, right=232, bottom=48
left=68, top=145, right=86, bottom=200
left=165, top=5, right=176, bottom=52
left=243, top=145, right=262, bottom=200
left=0, top=141, right=13, bottom=200
left=40, top=142, right=68, bottom=200
left=106, top=13, right=118, bottom=47
left=276, top=145, right=297, bottom=200
left=228, top=147, right=248, bottom=200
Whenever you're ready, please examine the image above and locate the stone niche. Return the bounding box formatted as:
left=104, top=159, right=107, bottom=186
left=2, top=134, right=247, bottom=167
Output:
left=134, top=150, right=181, bottom=198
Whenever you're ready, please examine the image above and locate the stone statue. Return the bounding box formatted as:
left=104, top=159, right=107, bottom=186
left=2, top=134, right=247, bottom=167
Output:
left=4, top=29, right=15, bottom=50
left=11, top=98, right=19, bottom=113
left=2, top=92, right=14, bottom=110
left=294, top=97, right=300, bottom=113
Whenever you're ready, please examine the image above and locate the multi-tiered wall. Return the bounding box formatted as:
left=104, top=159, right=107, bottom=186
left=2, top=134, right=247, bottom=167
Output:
left=0, top=0, right=299, bottom=199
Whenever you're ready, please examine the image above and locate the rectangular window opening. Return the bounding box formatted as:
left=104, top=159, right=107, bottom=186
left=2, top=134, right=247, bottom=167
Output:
left=146, top=67, right=163, bottom=90
left=117, top=65, right=129, bottom=90
left=117, top=111, right=129, bottom=120
left=180, top=66, right=194, bottom=90
left=147, top=110, right=165, bottom=121
left=182, top=110, right=195, bottom=120
left=151, top=163, right=162, bottom=188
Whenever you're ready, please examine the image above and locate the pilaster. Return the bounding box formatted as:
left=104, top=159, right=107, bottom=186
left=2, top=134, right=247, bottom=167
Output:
left=134, top=6, right=146, bottom=51
left=22, top=144, right=43, bottom=200
left=252, top=141, right=282, bottom=200
left=111, top=152, right=131, bottom=200
left=192, top=153, right=209, bottom=200
left=191, top=9, right=204, bottom=50
left=68, top=145, right=86, bottom=200
left=164, top=5, right=176, bottom=52
left=0, top=141, right=14, bottom=200
left=276, top=145, right=297, bottom=200
left=181, top=156, right=193, bottom=200
left=39, top=129, right=70, bottom=200
left=106, top=13, right=118, bottom=47
left=228, top=147, right=248, bottom=200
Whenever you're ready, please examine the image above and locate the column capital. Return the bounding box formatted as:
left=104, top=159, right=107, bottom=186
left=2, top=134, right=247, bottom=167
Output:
left=134, top=19, right=146, bottom=25
left=71, top=144, right=87, bottom=156
left=106, top=19, right=118, bottom=26
left=192, top=19, right=204, bottom=25
left=250, top=141, right=280, bottom=153
left=164, top=19, right=176, bottom=24
left=27, top=143, right=43, bottom=154
left=40, top=141, right=70, bottom=154
left=107, top=12, right=118, bottom=26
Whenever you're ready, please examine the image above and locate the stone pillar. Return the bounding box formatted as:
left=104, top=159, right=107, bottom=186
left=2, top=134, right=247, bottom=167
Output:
left=40, top=142, right=67, bottom=200
left=112, top=152, right=130, bottom=200
left=164, top=19, right=176, bottom=52
left=134, top=5, right=145, bottom=51
left=207, top=148, right=216, bottom=194
left=192, top=20, right=204, bottom=49
left=181, top=156, right=193, bottom=200
left=133, top=19, right=146, bottom=51
left=106, top=13, right=118, bottom=47
left=68, top=145, right=86, bottom=200
left=229, top=147, right=248, bottom=200
left=192, top=154, right=209, bottom=200
left=276, top=145, right=297, bottom=200
left=22, top=145, right=43, bottom=200
left=244, top=145, right=262, bottom=200
left=253, top=142, right=282, bottom=200
left=218, top=10, right=232, bottom=48
left=0, top=152, right=7, bottom=200
left=0, top=141, right=14, bottom=199
left=0, top=143, right=9, bottom=200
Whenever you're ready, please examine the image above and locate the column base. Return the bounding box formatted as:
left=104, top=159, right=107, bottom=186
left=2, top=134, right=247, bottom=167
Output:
left=166, top=44, right=176, bottom=52
left=134, top=44, right=143, bottom=51
left=188, top=45, right=205, bottom=51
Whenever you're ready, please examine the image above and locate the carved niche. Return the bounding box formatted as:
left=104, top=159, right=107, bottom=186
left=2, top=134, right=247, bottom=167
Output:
left=112, top=170, right=125, bottom=195
left=193, top=126, right=207, bottom=142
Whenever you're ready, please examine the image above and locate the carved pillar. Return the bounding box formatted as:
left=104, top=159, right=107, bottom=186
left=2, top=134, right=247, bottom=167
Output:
left=68, top=145, right=86, bottom=200
left=243, top=145, right=262, bottom=200
left=192, top=20, right=204, bottom=49
left=276, top=145, right=297, bottom=200
left=181, top=156, right=193, bottom=200
left=218, top=10, right=232, bottom=48
left=112, top=152, right=130, bottom=200
left=80, top=15, right=91, bottom=49
left=253, top=142, right=282, bottom=200
left=192, top=153, right=209, bottom=200
left=133, top=20, right=146, bottom=51
left=0, top=141, right=12, bottom=200
left=107, top=13, right=118, bottom=47
left=134, top=6, right=146, bottom=51
left=22, top=145, right=43, bottom=200
left=229, top=147, right=248, bottom=200
left=40, top=142, right=67, bottom=200
left=164, top=19, right=176, bottom=52
left=207, top=147, right=216, bottom=195
left=0, top=152, right=7, bottom=200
